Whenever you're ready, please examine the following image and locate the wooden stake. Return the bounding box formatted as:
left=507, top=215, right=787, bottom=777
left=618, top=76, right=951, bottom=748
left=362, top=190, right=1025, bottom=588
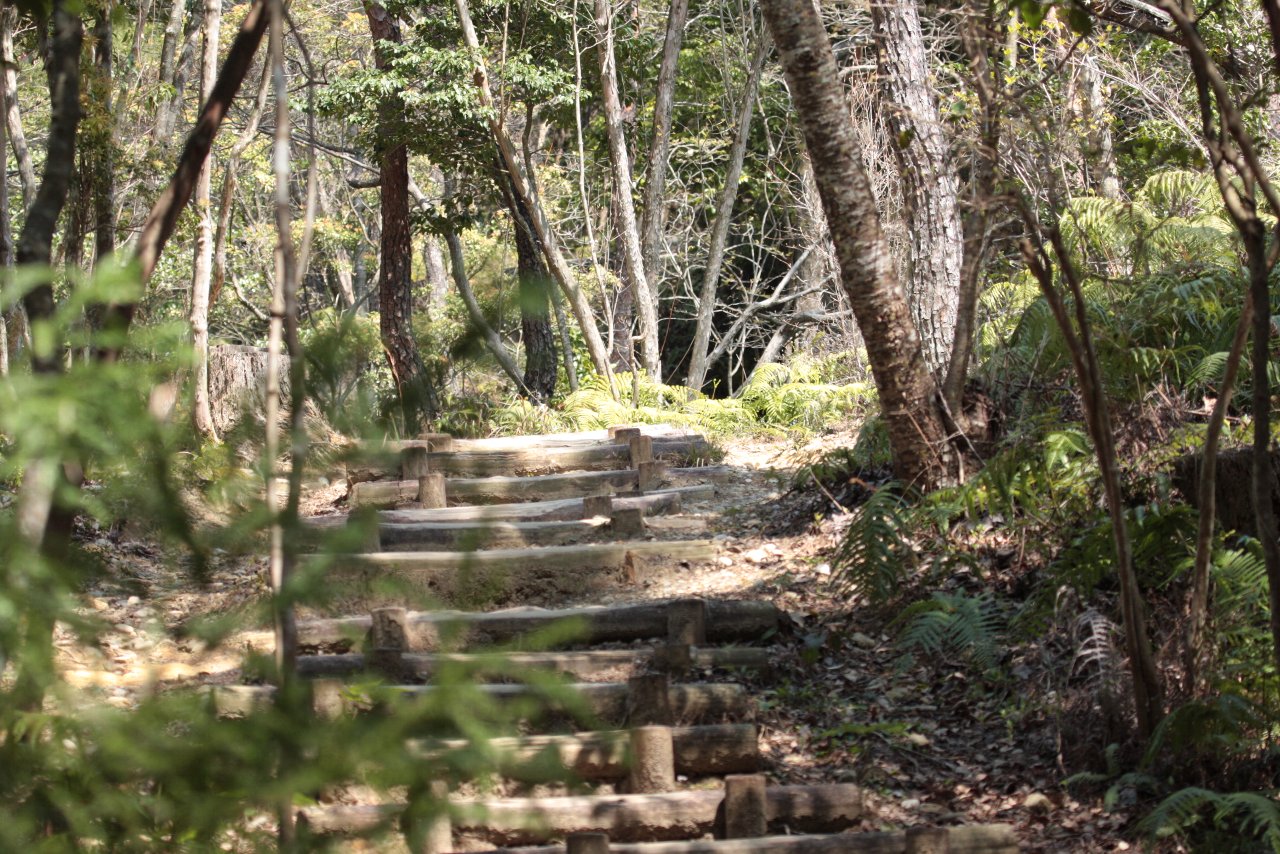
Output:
left=370, top=607, right=408, bottom=677
left=667, top=598, right=707, bottom=645
left=628, top=725, right=675, bottom=793
left=310, top=678, right=345, bottom=718
left=345, top=512, right=381, bottom=552
left=905, top=827, right=950, bottom=854
left=609, top=425, right=640, bottom=441
left=610, top=507, right=645, bottom=537
left=418, top=473, right=447, bottom=508
left=627, top=672, right=673, bottom=725
left=402, top=779, right=451, bottom=854
left=723, top=774, right=768, bottom=839
left=582, top=494, right=614, bottom=518
left=636, top=461, right=662, bottom=492
left=629, top=435, right=654, bottom=468
left=402, top=445, right=431, bottom=480
left=420, top=432, right=454, bottom=452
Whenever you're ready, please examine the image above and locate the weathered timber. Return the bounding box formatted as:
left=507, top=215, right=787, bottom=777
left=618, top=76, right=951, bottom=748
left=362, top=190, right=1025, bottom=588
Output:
left=447, top=469, right=656, bottom=504
left=284, top=598, right=780, bottom=651
left=296, top=782, right=869, bottom=843
left=412, top=723, right=759, bottom=781
left=724, top=774, right=768, bottom=838
left=377, top=518, right=611, bottom=551
left=629, top=725, right=675, bottom=793
left=320, top=540, right=718, bottom=582
left=215, top=681, right=751, bottom=724
left=378, top=485, right=712, bottom=524
left=396, top=438, right=714, bottom=478
left=448, top=425, right=696, bottom=451
left=467, top=825, right=1020, bottom=854
left=294, top=646, right=771, bottom=680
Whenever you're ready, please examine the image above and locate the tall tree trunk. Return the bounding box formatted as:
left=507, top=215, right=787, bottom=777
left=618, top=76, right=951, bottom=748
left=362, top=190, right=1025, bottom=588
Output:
left=2, top=6, right=36, bottom=209
left=454, top=0, right=614, bottom=384
left=871, top=0, right=963, bottom=373
left=155, top=7, right=205, bottom=146
left=90, top=4, right=114, bottom=268
left=364, top=0, right=438, bottom=427
left=12, top=0, right=83, bottom=714
left=443, top=225, right=531, bottom=395
left=638, top=0, right=689, bottom=286
left=761, top=0, right=957, bottom=491
left=594, top=0, right=660, bottom=381
left=1080, top=47, right=1121, bottom=200
left=129, top=0, right=152, bottom=75
left=685, top=34, right=769, bottom=392
left=191, top=0, right=223, bottom=438
left=0, top=45, right=8, bottom=377
left=509, top=190, right=558, bottom=402
left=942, top=1, right=1002, bottom=411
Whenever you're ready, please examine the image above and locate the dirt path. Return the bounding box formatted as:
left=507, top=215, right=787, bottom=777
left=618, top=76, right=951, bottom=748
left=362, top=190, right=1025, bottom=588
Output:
left=54, top=431, right=1124, bottom=851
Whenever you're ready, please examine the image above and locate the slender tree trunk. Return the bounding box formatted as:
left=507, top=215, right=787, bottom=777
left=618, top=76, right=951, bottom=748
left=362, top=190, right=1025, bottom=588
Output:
left=90, top=5, right=114, bottom=268
left=638, top=0, right=689, bottom=286
left=155, top=7, right=206, bottom=146
left=12, top=0, right=83, bottom=715
left=191, top=0, right=223, bottom=439
left=443, top=226, right=531, bottom=395
left=454, top=0, right=614, bottom=384
left=1080, top=48, right=1121, bottom=200
left=761, top=0, right=957, bottom=491
left=871, top=0, right=963, bottom=373
left=685, top=35, right=769, bottom=391
left=2, top=6, right=36, bottom=209
left=594, top=0, right=660, bottom=381
left=0, top=47, right=8, bottom=377
left=212, top=64, right=270, bottom=308
left=511, top=195, right=558, bottom=402
left=942, top=1, right=1002, bottom=411
left=364, top=0, right=438, bottom=426
left=129, top=0, right=152, bottom=75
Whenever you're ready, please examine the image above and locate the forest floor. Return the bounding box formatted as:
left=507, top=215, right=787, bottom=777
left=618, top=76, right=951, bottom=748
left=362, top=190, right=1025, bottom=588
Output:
left=54, top=429, right=1144, bottom=852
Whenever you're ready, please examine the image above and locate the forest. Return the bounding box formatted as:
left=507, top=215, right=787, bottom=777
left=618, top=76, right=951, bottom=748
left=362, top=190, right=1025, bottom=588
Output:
left=0, top=0, right=1279, bottom=848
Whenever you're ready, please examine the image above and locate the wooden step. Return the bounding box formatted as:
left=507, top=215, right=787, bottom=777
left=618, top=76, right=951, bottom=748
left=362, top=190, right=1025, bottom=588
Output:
left=296, top=782, right=869, bottom=845
left=398, top=438, right=715, bottom=478
left=376, top=517, right=612, bottom=550
left=320, top=540, right=718, bottom=583
left=410, top=723, right=759, bottom=781
left=377, top=485, right=714, bottom=524
left=472, top=826, right=1020, bottom=853
left=215, top=680, right=752, bottom=725
left=284, top=599, right=779, bottom=652
left=295, top=646, right=771, bottom=680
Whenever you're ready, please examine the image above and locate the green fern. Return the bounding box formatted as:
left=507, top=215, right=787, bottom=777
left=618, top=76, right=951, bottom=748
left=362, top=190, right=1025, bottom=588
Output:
left=1141, top=787, right=1280, bottom=851
left=830, top=485, right=915, bottom=604
left=893, top=592, right=1005, bottom=672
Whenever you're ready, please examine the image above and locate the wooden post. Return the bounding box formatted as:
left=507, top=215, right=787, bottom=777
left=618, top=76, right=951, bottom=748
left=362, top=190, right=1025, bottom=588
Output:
left=628, top=725, right=675, bottom=793
left=311, top=678, right=346, bottom=718
left=418, top=473, right=447, bottom=509
left=402, top=446, right=431, bottom=480
left=420, top=432, right=454, bottom=452
left=610, top=507, right=645, bottom=537
left=629, top=435, right=654, bottom=468
left=370, top=607, right=408, bottom=677
left=667, top=598, right=708, bottom=645
left=723, top=773, right=768, bottom=839
left=636, top=461, right=662, bottom=492
left=582, top=494, right=614, bottom=518
left=627, top=672, right=673, bottom=725
left=566, top=832, right=611, bottom=854
left=403, top=779, right=452, bottom=854
left=609, top=425, right=640, bottom=442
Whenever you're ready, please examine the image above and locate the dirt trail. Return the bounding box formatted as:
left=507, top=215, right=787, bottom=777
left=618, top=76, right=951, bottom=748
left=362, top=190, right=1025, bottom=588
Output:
left=53, top=431, right=1117, bottom=851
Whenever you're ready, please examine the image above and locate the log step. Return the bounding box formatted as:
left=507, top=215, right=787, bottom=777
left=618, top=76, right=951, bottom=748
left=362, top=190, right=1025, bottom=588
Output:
left=215, top=680, right=752, bottom=725
left=411, top=723, right=759, bottom=781
left=478, top=826, right=1020, bottom=853
left=296, top=782, right=869, bottom=845
left=320, top=540, right=719, bottom=582
left=394, top=425, right=698, bottom=453
left=376, top=517, right=613, bottom=551
left=295, top=646, right=771, bottom=681
left=283, top=599, right=779, bottom=652
left=392, top=439, right=715, bottom=479
left=377, top=485, right=714, bottom=524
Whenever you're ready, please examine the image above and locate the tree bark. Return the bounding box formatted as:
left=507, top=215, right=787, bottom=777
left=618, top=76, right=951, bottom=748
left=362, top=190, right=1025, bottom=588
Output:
left=2, top=6, right=36, bottom=209
left=871, top=0, right=963, bottom=374
left=594, top=0, right=661, bottom=381
left=364, top=0, right=439, bottom=426
left=761, top=0, right=956, bottom=490
left=90, top=5, right=115, bottom=268
left=507, top=188, right=558, bottom=402
left=1080, top=48, right=1121, bottom=199
left=443, top=227, right=531, bottom=395
left=638, top=0, right=689, bottom=288
left=685, top=35, right=769, bottom=392
left=153, top=0, right=205, bottom=146
left=191, top=0, right=223, bottom=439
